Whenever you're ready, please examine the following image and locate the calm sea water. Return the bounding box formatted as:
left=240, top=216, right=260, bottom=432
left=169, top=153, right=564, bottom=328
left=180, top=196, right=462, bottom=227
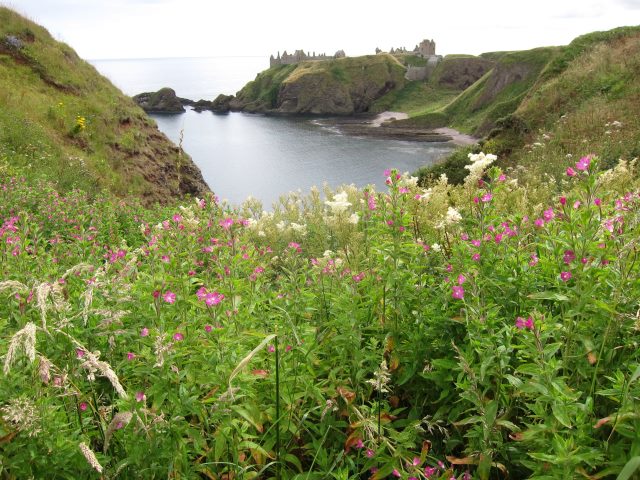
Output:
left=91, top=57, right=453, bottom=206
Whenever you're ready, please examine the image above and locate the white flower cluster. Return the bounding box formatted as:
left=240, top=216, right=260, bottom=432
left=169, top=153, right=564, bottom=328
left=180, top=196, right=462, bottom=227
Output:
left=399, top=172, right=419, bottom=188
left=325, top=191, right=352, bottom=214
left=436, top=207, right=463, bottom=229
left=464, top=152, right=496, bottom=185
left=1, top=397, right=42, bottom=437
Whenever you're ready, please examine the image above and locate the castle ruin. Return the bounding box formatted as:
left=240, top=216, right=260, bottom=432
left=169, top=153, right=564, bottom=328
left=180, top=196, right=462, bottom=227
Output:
left=380, top=38, right=442, bottom=82
left=270, top=49, right=346, bottom=67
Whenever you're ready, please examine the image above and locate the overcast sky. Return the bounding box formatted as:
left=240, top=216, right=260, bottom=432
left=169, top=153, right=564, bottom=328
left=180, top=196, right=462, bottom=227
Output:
left=5, top=0, right=640, bottom=59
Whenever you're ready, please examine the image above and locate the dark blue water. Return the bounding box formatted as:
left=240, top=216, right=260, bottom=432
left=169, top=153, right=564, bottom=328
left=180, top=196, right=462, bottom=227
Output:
left=92, top=57, right=453, bottom=206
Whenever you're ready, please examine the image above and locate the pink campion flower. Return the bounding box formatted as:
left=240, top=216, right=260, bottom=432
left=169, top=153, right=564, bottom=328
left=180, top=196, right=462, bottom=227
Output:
left=529, top=253, right=539, bottom=266
left=534, top=218, right=544, bottom=228
left=163, top=291, right=176, bottom=304
left=140, top=327, right=149, bottom=337
left=204, top=292, right=224, bottom=306
left=594, top=197, right=602, bottom=206
left=204, top=325, right=212, bottom=333
left=560, top=271, right=572, bottom=281
left=543, top=208, right=555, bottom=222
left=494, top=233, right=503, bottom=244
left=172, top=214, right=182, bottom=223
left=473, top=196, right=479, bottom=204
left=516, top=316, right=534, bottom=330
left=424, top=466, right=437, bottom=477
left=268, top=345, right=275, bottom=353
left=438, top=461, right=445, bottom=469
left=355, top=439, right=364, bottom=449
left=452, top=286, right=465, bottom=300
left=573, top=200, right=581, bottom=209
left=566, top=166, right=577, bottom=177
left=471, top=239, right=481, bottom=247
left=135, top=391, right=146, bottom=402
left=79, top=401, right=88, bottom=411
left=152, top=290, right=160, bottom=299
left=472, top=253, right=480, bottom=261
left=559, top=196, right=567, bottom=206
left=563, top=250, right=576, bottom=264
left=366, top=449, right=375, bottom=458
left=481, top=192, right=493, bottom=203
left=161, top=255, right=170, bottom=263
left=392, top=469, right=401, bottom=478
left=446, top=264, right=453, bottom=272
left=498, top=173, right=506, bottom=182
left=173, top=332, right=184, bottom=341
left=457, top=274, right=466, bottom=285
left=219, top=217, right=234, bottom=230
left=412, top=457, right=421, bottom=466
left=76, top=349, right=85, bottom=358
left=367, top=194, right=377, bottom=210
left=576, top=155, right=591, bottom=171
left=288, top=242, right=301, bottom=253
left=126, top=352, right=135, bottom=361
left=461, top=233, right=469, bottom=241
left=285, top=345, right=292, bottom=352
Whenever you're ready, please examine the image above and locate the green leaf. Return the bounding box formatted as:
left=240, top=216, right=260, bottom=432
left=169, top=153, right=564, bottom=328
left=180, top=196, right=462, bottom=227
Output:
left=617, top=456, right=640, bottom=480
left=527, top=291, right=570, bottom=301
left=552, top=404, right=573, bottom=428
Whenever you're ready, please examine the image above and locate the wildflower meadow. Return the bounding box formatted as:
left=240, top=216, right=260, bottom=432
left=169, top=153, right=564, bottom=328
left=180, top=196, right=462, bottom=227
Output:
left=1, top=154, right=640, bottom=479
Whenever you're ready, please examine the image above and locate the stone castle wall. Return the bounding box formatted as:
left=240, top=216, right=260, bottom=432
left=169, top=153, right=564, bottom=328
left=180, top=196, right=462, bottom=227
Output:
left=270, top=49, right=346, bottom=67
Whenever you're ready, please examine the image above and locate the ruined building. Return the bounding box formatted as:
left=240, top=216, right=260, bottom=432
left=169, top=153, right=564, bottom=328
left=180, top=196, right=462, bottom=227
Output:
left=270, top=49, right=346, bottom=67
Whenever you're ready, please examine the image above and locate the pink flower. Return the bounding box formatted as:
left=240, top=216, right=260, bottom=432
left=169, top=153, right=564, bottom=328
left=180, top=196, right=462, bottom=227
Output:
left=172, top=214, right=182, bottom=223
left=135, top=391, right=146, bottom=402
left=472, top=253, right=480, bottom=261
left=481, top=192, right=493, bottom=202
left=219, top=217, right=234, bottom=230
left=355, top=439, right=364, bottom=449
left=392, top=469, right=401, bottom=478
left=412, top=457, right=421, bottom=466
left=140, top=327, right=149, bottom=337
left=543, top=208, right=554, bottom=222
left=534, top=218, right=544, bottom=228
left=161, top=255, right=170, bottom=263
left=573, top=200, right=581, bottom=209
left=452, top=286, right=465, bottom=300
left=563, top=250, right=576, bottom=264
left=594, top=197, right=602, bottom=206
left=268, top=345, right=275, bottom=353
left=204, top=325, right=212, bottom=333
left=152, top=290, right=160, bottom=299
left=425, top=466, right=437, bottom=477
left=366, top=449, right=375, bottom=458
left=457, top=274, right=466, bottom=285
left=498, top=173, right=506, bottom=181
left=576, top=155, right=591, bottom=171
left=515, top=316, right=534, bottom=330
left=76, top=349, right=85, bottom=358
left=173, top=332, right=184, bottom=341
left=127, top=352, right=136, bottom=361
left=163, top=291, right=176, bottom=303
left=79, top=402, right=88, bottom=411
left=560, top=271, right=572, bottom=281
left=529, top=253, right=539, bottom=266
left=204, top=291, right=224, bottom=306
left=566, top=167, right=576, bottom=177
left=559, top=196, right=567, bottom=206
left=471, top=239, right=481, bottom=247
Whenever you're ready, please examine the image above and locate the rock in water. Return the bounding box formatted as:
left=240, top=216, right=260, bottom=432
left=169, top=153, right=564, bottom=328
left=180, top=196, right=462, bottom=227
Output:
left=133, top=88, right=185, bottom=113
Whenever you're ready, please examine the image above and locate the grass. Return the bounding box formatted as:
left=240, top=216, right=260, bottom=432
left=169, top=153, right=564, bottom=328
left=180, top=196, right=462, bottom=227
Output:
left=0, top=7, right=207, bottom=204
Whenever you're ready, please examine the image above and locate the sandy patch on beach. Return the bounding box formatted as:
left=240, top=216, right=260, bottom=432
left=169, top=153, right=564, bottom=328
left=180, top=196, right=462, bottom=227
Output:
left=433, top=127, right=478, bottom=146
left=371, top=111, right=409, bottom=126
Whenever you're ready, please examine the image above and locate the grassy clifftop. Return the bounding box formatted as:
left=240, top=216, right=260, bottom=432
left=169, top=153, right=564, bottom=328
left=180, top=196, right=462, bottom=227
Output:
left=232, top=54, right=407, bottom=114
left=0, top=7, right=208, bottom=203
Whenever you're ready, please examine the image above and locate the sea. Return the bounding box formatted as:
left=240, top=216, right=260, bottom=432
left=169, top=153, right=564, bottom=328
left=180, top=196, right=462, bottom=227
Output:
left=91, top=56, right=453, bottom=207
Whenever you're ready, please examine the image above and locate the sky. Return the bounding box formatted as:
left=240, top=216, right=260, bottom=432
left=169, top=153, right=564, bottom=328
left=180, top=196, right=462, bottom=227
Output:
left=5, top=0, right=640, bottom=60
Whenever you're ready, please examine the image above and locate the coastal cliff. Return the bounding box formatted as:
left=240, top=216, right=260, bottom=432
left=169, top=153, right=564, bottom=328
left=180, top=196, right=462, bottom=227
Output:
left=226, top=54, right=407, bottom=115
left=0, top=7, right=209, bottom=204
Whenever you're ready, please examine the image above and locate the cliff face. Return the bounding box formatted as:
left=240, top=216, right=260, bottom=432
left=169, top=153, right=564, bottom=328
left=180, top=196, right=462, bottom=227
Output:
left=0, top=7, right=209, bottom=204
left=231, top=54, right=407, bottom=115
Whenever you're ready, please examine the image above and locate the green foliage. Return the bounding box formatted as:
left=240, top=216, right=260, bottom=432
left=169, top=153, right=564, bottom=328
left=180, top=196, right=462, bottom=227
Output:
left=3, top=152, right=640, bottom=479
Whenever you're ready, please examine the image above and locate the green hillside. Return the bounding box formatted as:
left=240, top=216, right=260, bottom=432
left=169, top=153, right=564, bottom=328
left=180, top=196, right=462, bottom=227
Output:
left=231, top=54, right=407, bottom=114
left=415, top=26, right=640, bottom=185
left=0, top=7, right=208, bottom=204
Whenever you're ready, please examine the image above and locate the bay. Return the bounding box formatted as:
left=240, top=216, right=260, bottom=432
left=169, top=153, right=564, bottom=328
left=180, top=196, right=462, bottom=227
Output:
left=91, top=57, right=453, bottom=207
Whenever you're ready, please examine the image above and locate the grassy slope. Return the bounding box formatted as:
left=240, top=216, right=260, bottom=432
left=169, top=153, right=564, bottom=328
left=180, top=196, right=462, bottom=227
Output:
left=0, top=7, right=208, bottom=204
left=415, top=26, right=640, bottom=185
left=234, top=54, right=407, bottom=113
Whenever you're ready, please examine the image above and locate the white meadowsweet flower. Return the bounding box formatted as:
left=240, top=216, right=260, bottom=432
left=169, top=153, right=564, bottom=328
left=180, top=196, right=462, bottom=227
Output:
left=464, top=152, right=496, bottom=185
left=348, top=213, right=360, bottom=224
left=418, top=188, right=432, bottom=201
left=445, top=207, right=462, bottom=225
left=431, top=243, right=442, bottom=252
left=276, top=221, right=287, bottom=231
left=290, top=222, right=307, bottom=235
left=325, top=191, right=352, bottom=213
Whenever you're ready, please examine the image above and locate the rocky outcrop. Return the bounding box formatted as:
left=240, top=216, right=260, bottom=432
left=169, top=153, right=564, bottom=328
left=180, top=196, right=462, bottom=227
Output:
left=432, top=56, right=495, bottom=90
left=133, top=88, right=185, bottom=113
left=229, top=54, right=407, bottom=115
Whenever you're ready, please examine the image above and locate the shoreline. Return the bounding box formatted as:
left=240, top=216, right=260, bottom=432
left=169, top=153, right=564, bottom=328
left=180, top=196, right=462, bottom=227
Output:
left=315, top=111, right=479, bottom=145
